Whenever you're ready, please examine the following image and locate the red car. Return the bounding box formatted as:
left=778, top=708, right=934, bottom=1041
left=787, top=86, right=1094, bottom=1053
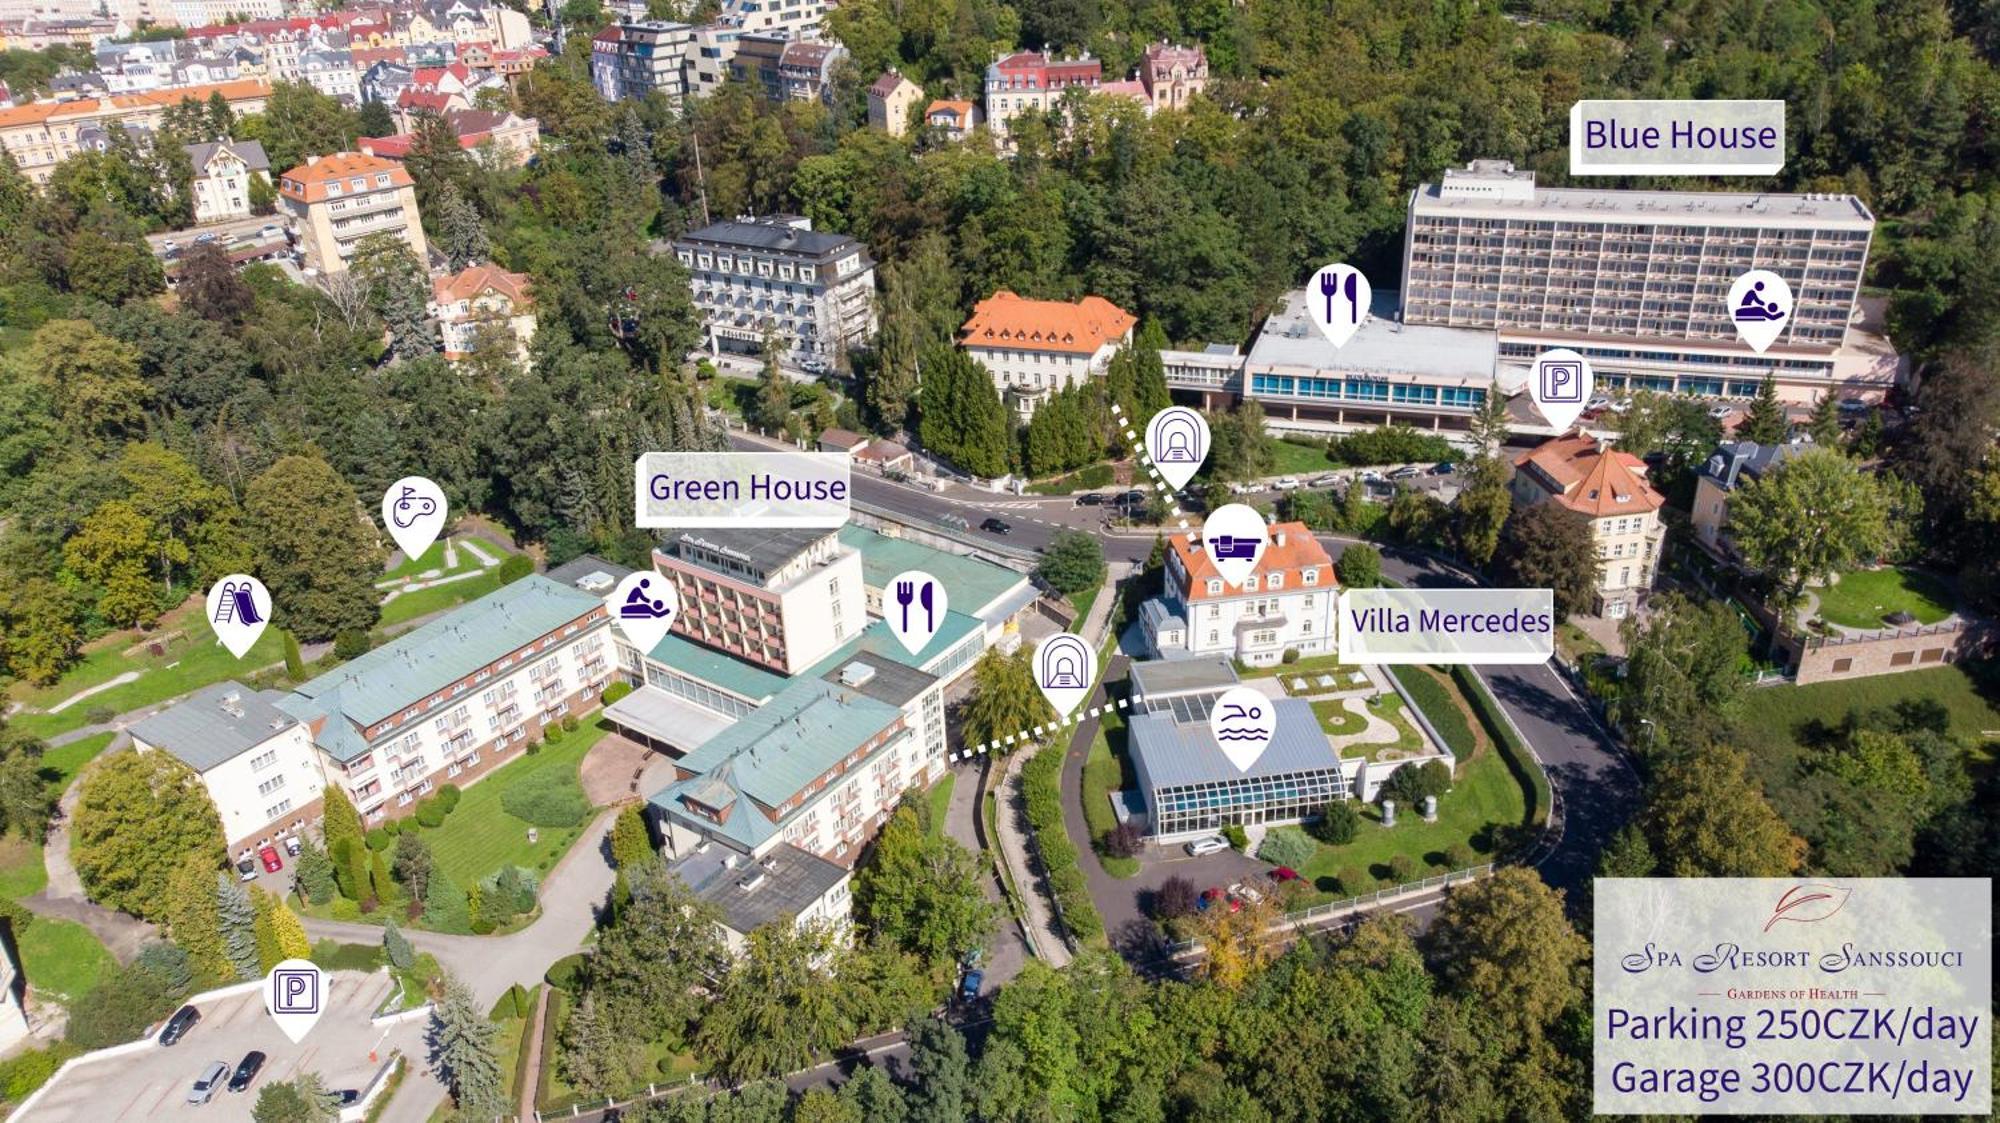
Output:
left=1199, top=887, right=1242, bottom=913
left=258, top=846, right=283, bottom=874
left=1269, top=866, right=1301, bottom=883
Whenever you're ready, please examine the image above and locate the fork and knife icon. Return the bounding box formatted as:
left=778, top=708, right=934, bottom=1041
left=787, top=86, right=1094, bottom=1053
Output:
left=895, top=579, right=936, bottom=635
left=1320, top=268, right=1360, bottom=325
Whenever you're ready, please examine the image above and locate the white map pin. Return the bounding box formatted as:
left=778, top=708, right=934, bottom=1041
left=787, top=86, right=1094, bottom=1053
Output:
left=1201, top=503, right=1268, bottom=590
left=1208, top=685, right=1277, bottom=772
left=382, top=476, right=448, bottom=565
left=1728, top=269, right=1793, bottom=354
left=206, top=574, right=270, bottom=659
left=1528, top=348, right=1594, bottom=431
left=1145, top=406, right=1210, bottom=491
left=263, top=958, right=326, bottom=1044
left=885, top=569, right=947, bottom=656
left=1033, top=633, right=1094, bottom=722
left=609, top=570, right=679, bottom=656
left=1305, top=263, right=1372, bottom=349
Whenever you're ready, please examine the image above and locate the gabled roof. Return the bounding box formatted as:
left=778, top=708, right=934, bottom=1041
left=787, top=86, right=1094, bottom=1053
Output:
left=925, top=98, right=974, bottom=126
left=277, top=150, right=411, bottom=203
left=868, top=70, right=916, bottom=98
left=1168, top=520, right=1336, bottom=601
left=185, top=137, right=268, bottom=175
left=432, top=263, right=532, bottom=307
left=960, top=290, right=1135, bottom=355
left=1514, top=432, right=1664, bottom=517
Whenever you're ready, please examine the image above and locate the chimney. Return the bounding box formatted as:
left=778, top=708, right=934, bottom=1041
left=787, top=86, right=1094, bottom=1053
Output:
left=1274, top=530, right=1287, bottom=548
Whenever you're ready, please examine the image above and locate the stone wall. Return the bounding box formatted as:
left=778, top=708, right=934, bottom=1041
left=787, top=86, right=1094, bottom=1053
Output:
left=1784, top=620, right=1991, bottom=685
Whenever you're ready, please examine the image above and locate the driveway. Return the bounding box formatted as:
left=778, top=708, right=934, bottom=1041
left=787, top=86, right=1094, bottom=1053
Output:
left=27, top=971, right=421, bottom=1122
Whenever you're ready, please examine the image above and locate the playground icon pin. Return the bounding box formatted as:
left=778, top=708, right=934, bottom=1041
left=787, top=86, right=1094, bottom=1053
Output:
left=381, top=476, right=448, bottom=564
left=1528, top=348, right=1594, bottom=431
left=1208, top=685, right=1277, bottom=772
left=885, top=569, right=947, bottom=657
left=1728, top=269, right=1793, bottom=354
left=1305, top=263, right=1372, bottom=349
left=1201, top=503, right=1269, bottom=590
left=206, top=574, right=270, bottom=659
left=1033, top=633, right=1094, bottom=722
left=1145, top=406, right=1210, bottom=491
left=610, top=571, right=679, bottom=655
left=263, top=958, right=325, bottom=1044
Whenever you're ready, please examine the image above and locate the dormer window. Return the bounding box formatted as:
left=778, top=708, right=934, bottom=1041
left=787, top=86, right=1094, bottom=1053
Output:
left=1206, top=579, right=1221, bottom=595
left=1303, top=567, right=1318, bottom=586
left=1268, top=573, right=1283, bottom=589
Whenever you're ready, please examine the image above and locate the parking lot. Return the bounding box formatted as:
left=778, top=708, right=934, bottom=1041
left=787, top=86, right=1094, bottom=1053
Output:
left=27, top=971, right=424, bottom=1122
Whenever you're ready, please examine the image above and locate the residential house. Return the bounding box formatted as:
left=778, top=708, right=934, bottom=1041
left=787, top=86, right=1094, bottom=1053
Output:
left=185, top=136, right=269, bottom=223
left=590, top=19, right=693, bottom=103
left=277, top=150, right=427, bottom=274
left=1692, top=437, right=1814, bottom=557
left=1137, top=40, right=1206, bottom=110
left=866, top=70, right=920, bottom=135
left=1511, top=432, right=1666, bottom=618
left=673, top=213, right=877, bottom=367
left=430, top=263, right=535, bottom=362
left=1142, top=521, right=1338, bottom=665
left=922, top=98, right=978, bottom=141
left=361, top=106, right=538, bottom=167
left=958, top=289, right=1135, bottom=419
left=983, top=50, right=1101, bottom=145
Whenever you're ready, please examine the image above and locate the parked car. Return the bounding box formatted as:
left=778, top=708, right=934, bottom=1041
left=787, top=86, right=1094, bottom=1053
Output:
left=1388, top=466, right=1423, bottom=481
left=332, top=1089, right=362, bottom=1106
left=188, top=1061, right=229, bottom=1105
left=161, top=239, right=179, bottom=253
left=258, top=845, right=283, bottom=874
left=1310, top=474, right=1341, bottom=488
left=1429, top=462, right=1455, bottom=476
left=1074, top=492, right=1104, bottom=507
left=1707, top=403, right=1735, bottom=420
left=1838, top=398, right=1871, bottom=415
left=1359, top=469, right=1385, bottom=483
left=1268, top=866, right=1301, bottom=883
left=227, top=1051, right=266, bottom=1093
left=979, top=517, right=1012, bottom=535
left=1184, top=835, right=1229, bottom=857
left=1197, top=886, right=1242, bottom=913
left=194, top=231, right=218, bottom=244
left=1118, top=489, right=1147, bottom=507
left=1231, top=882, right=1265, bottom=904
left=1272, top=477, right=1301, bottom=491
left=283, top=836, right=302, bottom=857
left=234, top=856, right=257, bottom=882
left=159, top=1005, right=200, bottom=1045
left=959, top=970, right=984, bottom=1001
left=259, top=224, right=282, bottom=239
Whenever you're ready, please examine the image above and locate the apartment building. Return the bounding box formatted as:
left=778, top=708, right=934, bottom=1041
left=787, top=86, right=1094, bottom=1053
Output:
left=653, top=528, right=866, bottom=676
left=1142, top=521, right=1338, bottom=666
left=1137, top=41, right=1206, bottom=111
left=0, top=77, right=269, bottom=183
left=430, top=263, right=535, bottom=361
left=1402, top=159, right=1881, bottom=405
left=673, top=214, right=876, bottom=366
left=185, top=136, right=268, bottom=223
left=1511, top=433, right=1666, bottom=618
left=1692, top=436, right=1813, bottom=557
left=277, top=150, right=427, bottom=275
left=726, top=35, right=842, bottom=103
left=959, top=290, right=1135, bottom=420
left=131, top=682, right=326, bottom=858
left=866, top=70, right=920, bottom=135
left=590, top=19, right=694, bottom=103
left=983, top=50, right=1103, bottom=144
left=280, top=576, right=613, bottom=824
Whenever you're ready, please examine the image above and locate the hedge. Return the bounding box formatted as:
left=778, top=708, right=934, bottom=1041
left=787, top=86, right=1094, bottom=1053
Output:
left=1018, top=743, right=1103, bottom=942
left=1390, top=666, right=1474, bottom=756
left=1257, top=825, right=1317, bottom=869
left=1450, top=665, right=1552, bottom=828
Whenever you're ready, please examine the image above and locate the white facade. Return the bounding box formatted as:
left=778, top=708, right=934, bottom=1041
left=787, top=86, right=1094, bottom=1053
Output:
left=1148, top=523, right=1338, bottom=666
left=966, top=339, right=1118, bottom=419
left=129, top=685, right=326, bottom=857
left=674, top=215, right=877, bottom=365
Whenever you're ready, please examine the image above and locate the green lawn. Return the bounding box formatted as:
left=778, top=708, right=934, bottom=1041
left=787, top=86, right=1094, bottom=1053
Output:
left=1813, top=567, right=1955, bottom=630
left=17, top=916, right=116, bottom=1003
left=925, top=772, right=955, bottom=838
left=1264, top=437, right=1333, bottom=477
left=40, top=732, right=116, bottom=796
left=1310, top=694, right=1424, bottom=761
left=1067, top=576, right=1104, bottom=633
left=1080, top=707, right=1139, bottom=878
left=0, top=836, right=46, bottom=900
left=1310, top=699, right=1369, bottom=737
left=1295, top=748, right=1529, bottom=899
left=421, top=721, right=609, bottom=888
left=537, top=988, right=699, bottom=1112
left=1735, top=664, right=2000, bottom=772
left=378, top=569, right=506, bottom=629
left=7, top=603, right=288, bottom=740
left=1240, top=653, right=1352, bottom=683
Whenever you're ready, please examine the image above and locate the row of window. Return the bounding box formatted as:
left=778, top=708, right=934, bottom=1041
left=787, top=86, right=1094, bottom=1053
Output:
left=1249, top=373, right=1487, bottom=410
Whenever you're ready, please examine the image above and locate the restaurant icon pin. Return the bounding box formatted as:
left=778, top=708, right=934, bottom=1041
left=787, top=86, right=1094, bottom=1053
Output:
left=1306, top=263, right=1372, bottom=349
left=885, top=569, right=947, bottom=656
left=263, top=958, right=325, bottom=1044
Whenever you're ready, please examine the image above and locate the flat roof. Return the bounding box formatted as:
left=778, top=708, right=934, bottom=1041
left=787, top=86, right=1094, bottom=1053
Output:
left=1411, top=178, right=1875, bottom=230
left=1129, top=697, right=1338, bottom=790
left=646, top=632, right=790, bottom=703
left=669, top=528, right=832, bottom=580
left=544, top=553, right=633, bottom=594
left=674, top=679, right=904, bottom=808
left=669, top=842, right=849, bottom=936
left=129, top=682, right=298, bottom=772
left=835, top=525, right=1031, bottom=619
left=1248, top=289, right=1500, bottom=383
left=1128, top=656, right=1238, bottom=700
left=817, top=649, right=935, bottom=708
left=603, top=685, right=737, bottom=752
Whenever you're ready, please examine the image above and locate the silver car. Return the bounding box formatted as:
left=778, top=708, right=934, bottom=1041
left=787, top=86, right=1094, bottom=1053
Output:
left=188, top=1060, right=229, bottom=1105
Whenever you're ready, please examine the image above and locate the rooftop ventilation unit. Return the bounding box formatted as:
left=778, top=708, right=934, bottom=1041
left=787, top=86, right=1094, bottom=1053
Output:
left=837, top=661, right=877, bottom=688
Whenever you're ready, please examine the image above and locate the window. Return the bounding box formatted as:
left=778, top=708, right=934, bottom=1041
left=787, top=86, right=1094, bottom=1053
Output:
left=1303, top=568, right=1318, bottom=586
left=1207, top=580, right=1222, bottom=595
left=265, top=798, right=292, bottom=819
left=1268, top=573, right=1283, bottom=589
left=250, top=749, right=278, bottom=772
left=257, top=774, right=286, bottom=796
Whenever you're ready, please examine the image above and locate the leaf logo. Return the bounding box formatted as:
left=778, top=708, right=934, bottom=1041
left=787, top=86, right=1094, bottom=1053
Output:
left=1763, top=883, right=1852, bottom=932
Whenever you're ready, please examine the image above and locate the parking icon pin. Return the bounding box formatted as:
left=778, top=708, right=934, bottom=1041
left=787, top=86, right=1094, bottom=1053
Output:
left=263, top=959, right=326, bottom=1043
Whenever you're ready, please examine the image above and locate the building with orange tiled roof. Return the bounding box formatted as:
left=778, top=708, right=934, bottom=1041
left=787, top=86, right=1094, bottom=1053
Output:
left=1143, top=521, right=1338, bottom=665
left=429, top=263, right=535, bottom=362
left=0, top=78, right=270, bottom=183
left=277, top=151, right=427, bottom=275
left=1511, top=432, right=1666, bottom=618
left=959, top=290, right=1136, bottom=420
left=922, top=98, right=980, bottom=141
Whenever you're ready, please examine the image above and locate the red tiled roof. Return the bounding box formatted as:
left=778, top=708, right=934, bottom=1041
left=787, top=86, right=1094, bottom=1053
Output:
left=960, top=291, right=1134, bottom=355
left=1169, top=521, right=1334, bottom=600
left=1514, top=433, right=1664, bottom=517
left=277, top=151, right=412, bottom=204
left=431, top=264, right=531, bottom=307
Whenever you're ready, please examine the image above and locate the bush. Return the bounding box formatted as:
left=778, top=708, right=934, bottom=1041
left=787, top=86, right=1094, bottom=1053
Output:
left=1102, top=821, right=1143, bottom=859
left=545, top=953, right=589, bottom=994
left=1312, top=799, right=1360, bottom=845
left=1281, top=648, right=1299, bottom=664
left=65, top=965, right=182, bottom=1049
left=1335, top=866, right=1369, bottom=896
left=333, top=629, right=371, bottom=660
left=1378, top=758, right=1453, bottom=809
left=1327, top=425, right=1457, bottom=467
left=562, top=714, right=578, bottom=732
left=601, top=681, right=634, bottom=706
left=1018, top=745, right=1103, bottom=941
left=496, top=554, right=534, bottom=584
left=1445, top=842, right=1477, bottom=870
left=0, top=897, right=35, bottom=936
left=328, top=897, right=363, bottom=921
left=365, top=827, right=393, bottom=852
left=1388, top=854, right=1418, bottom=883
left=1221, top=823, right=1249, bottom=852
left=1151, top=875, right=1200, bottom=920
left=309, top=939, right=385, bottom=973
left=489, top=982, right=532, bottom=1020
left=414, top=798, right=448, bottom=829
left=438, top=785, right=460, bottom=811
left=500, top=775, right=590, bottom=828
left=1257, top=825, right=1317, bottom=868
left=542, top=723, right=565, bottom=744
left=84, top=704, right=117, bottom=725
left=1336, top=543, right=1382, bottom=589
left=0, top=1042, right=79, bottom=1100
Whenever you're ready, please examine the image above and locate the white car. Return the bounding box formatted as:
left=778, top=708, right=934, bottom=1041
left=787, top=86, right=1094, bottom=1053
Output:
left=1707, top=403, right=1735, bottom=420
left=1184, top=836, right=1230, bottom=857
left=188, top=1060, right=229, bottom=1105
left=1273, top=477, right=1301, bottom=491
left=1230, top=882, right=1264, bottom=904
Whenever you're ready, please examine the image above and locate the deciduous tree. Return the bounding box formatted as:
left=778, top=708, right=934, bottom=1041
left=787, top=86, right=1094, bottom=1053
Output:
left=245, top=454, right=382, bottom=643
left=1728, top=447, right=1897, bottom=609
left=71, top=752, right=225, bottom=921
left=1642, top=742, right=1805, bottom=877
left=960, top=648, right=1056, bottom=754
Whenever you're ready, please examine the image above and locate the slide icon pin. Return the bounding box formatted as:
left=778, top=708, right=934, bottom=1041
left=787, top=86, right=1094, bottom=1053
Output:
left=206, top=574, right=270, bottom=659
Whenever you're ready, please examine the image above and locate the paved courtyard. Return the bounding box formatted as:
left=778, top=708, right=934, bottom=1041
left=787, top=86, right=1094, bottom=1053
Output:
left=28, top=971, right=424, bottom=1123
